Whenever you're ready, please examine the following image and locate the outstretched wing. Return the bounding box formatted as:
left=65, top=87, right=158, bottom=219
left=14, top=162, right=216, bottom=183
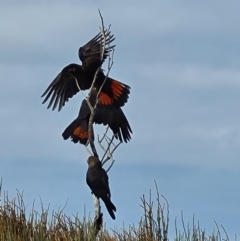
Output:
left=94, top=106, right=132, bottom=143
left=79, top=30, right=115, bottom=70
left=96, top=76, right=131, bottom=110
left=41, top=31, right=119, bottom=112
left=41, top=64, right=91, bottom=111
left=92, top=83, right=132, bottom=142
left=62, top=88, right=132, bottom=144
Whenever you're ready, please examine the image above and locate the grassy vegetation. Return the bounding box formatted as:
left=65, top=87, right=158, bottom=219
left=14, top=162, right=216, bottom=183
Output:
left=0, top=183, right=234, bottom=241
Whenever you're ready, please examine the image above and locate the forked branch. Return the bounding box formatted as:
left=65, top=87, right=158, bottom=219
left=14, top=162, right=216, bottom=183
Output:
left=84, top=11, right=118, bottom=236
left=98, top=133, right=121, bottom=172
left=86, top=12, right=114, bottom=158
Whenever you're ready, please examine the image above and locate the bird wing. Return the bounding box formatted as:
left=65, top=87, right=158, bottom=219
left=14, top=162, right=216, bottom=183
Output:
left=95, top=73, right=131, bottom=110
left=61, top=87, right=132, bottom=144
left=101, top=168, right=111, bottom=197
left=86, top=165, right=109, bottom=196
left=79, top=30, right=115, bottom=66
left=41, top=64, right=91, bottom=111
left=94, top=106, right=132, bottom=143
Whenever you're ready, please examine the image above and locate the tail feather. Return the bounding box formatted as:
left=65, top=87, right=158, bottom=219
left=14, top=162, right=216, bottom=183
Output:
left=62, top=119, right=90, bottom=144
left=102, top=197, right=116, bottom=220
left=62, top=119, right=79, bottom=140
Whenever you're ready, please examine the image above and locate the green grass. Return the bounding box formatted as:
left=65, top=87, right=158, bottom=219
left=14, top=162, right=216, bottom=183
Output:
left=0, top=184, right=234, bottom=241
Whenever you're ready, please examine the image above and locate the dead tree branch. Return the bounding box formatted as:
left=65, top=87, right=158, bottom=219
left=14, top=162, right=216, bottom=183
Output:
left=86, top=12, right=114, bottom=159
left=84, top=11, right=119, bottom=235
left=71, top=10, right=121, bottom=235
left=98, top=134, right=121, bottom=172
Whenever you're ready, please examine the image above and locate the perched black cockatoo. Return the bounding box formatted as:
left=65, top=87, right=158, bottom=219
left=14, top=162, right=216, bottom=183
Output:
left=86, top=156, right=116, bottom=220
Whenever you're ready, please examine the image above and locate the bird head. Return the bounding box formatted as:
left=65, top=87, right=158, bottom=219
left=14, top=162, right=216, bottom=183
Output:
left=87, top=156, right=101, bottom=168
left=62, top=63, right=81, bottom=73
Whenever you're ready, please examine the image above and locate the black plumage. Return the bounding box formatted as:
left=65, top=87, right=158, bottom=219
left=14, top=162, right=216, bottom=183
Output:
left=62, top=87, right=132, bottom=145
left=41, top=31, right=130, bottom=111
left=86, top=156, right=116, bottom=220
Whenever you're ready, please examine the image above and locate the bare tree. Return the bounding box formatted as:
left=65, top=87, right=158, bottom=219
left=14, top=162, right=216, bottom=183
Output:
left=75, top=10, right=122, bottom=235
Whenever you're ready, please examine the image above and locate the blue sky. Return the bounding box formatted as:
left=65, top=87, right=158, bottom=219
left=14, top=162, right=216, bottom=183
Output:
left=1, top=1, right=240, bottom=238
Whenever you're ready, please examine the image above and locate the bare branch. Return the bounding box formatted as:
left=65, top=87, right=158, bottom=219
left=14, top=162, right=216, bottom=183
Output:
left=93, top=194, right=101, bottom=220
left=100, top=135, right=115, bottom=163
left=105, top=159, right=115, bottom=173
left=98, top=127, right=110, bottom=143
left=85, top=145, right=93, bottom=156
left=86, top=10, right=116, bottom=236
left=74, top=11, right=119, bottom=235
left=85, top=15, right=108, bottom=157
left=86, top=13, right=115, bottom=158
left=98, top=9, right=106, bottom=61
left=97, top=133, right=121, bottom=172
left=74, top=77, right=86, bottom=99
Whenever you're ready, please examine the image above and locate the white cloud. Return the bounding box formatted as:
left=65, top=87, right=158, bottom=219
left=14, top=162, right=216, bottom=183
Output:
left=1, top=1, right=240, bottom=236
left=181, top=125, right=240, bottom=142
left=139, top=63, right=240, bottom=89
